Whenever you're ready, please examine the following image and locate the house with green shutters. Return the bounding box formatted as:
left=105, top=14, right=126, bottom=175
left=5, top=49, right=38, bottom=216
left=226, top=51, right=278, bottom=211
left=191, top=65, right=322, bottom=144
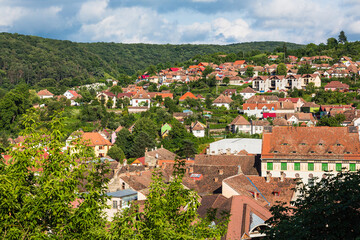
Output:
left=261, top=126, right=360, bottom=184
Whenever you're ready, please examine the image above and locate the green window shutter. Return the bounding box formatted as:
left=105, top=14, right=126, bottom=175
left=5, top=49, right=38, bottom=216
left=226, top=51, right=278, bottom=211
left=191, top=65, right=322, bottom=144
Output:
left=322, top=163, right=328, bottom=171
left=281, top=162, right=287, bottom=170
left=267, top=162, right=273, bottom=170
left=350, top=163, right=356, bottom=171
left=308, top=163, right=314, bottom=171
left=336, top=163, right=342, bottom=171
left=294, top=162, right=300, bottom=171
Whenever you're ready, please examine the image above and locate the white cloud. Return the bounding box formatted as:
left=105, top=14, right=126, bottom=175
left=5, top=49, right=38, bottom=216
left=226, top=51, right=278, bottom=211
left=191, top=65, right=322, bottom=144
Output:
left=74, top=7, right=175, bottom=43
left=192, top=0, right=217, bottom=2
left=77, top=0, right=109, bottom=23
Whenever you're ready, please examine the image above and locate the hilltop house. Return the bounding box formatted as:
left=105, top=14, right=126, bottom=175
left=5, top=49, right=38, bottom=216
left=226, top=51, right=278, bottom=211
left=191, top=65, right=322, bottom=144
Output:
left=191, top=121, right=206, bottom=138
left=239, top=87, right=256, bottom=100
left=131, top=90, right=151, bottom=108
left=64, top=90, right=82, bottom=106
left=212, top=94, right=233, bottom=109
left=37, top=89, right=54, bottom=99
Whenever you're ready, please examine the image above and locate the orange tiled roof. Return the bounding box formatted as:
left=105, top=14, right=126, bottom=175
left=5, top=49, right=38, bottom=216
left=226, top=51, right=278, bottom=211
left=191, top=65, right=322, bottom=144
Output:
left=81, top=132, right=112, bottom=147
left=262, top=126, right=360, bottom=160
left=179, top=92, right=197, bottom=101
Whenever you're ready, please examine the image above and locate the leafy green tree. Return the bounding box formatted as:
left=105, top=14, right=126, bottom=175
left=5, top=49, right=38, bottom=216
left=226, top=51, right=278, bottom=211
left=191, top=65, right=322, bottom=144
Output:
left=107, top=98, right=114, bottom=109
left=0, top=110, right=109, bottom=239
left=133, top=117, right=158, bottom=140
left=316, top=114, right=345, bottom=127
left=263, top=170, right=360, bottom=239
left=223, top=77, right=230, bottom=85
left=164, top=97, right=179, bottom=113
left=107, top=145, right=125, bottom=163
left=276, top=63, right=287, bottom=75
left=110, top=161, right=230, bottom=239
left=202, top=66, right=214, bottom=78
left=245, top=67, right=254, bottom=77
left=176, top=139, right=197, bottom=158
left=327, top=37, right=338, bottom=49
left=110, top=85, right=123, bottom=95
left=115, top=128, right=133, bottom=158
left=338, top=30, right=348, bottom=44
left=297, top=63, right=314, bottom=75
left=205, top=94, right=213, bottom=109
left=130, top=132, right=155, bottom=158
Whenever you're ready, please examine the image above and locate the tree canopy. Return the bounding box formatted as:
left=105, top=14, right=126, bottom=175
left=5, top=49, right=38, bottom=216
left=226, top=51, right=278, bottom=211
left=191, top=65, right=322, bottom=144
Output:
left=263, top=170, right=360, bottom=240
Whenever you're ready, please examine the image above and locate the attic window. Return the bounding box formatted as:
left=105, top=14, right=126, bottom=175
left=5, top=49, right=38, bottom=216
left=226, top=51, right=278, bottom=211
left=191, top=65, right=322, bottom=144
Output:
left=345, top=151, right=351, bottom=154
left=310, top=151, right=315, bottom=153
left=291, top=151, right=297, bottom=154
left=282, top=143, right=289, bottom=146
left=214, top=177, right=218, bottom=182
left=273, top=150, right=279, bottom=153
left=318, top=143, right=323, bottom=146
left=272, top=191, right=280, bottom=197
left=328, top=151, right=333, bottom=154
left=336, top=144, right=341, bottom=146
left=218, top=169, right=223, bottom=175
left=300, top=143, right=306, bottom=146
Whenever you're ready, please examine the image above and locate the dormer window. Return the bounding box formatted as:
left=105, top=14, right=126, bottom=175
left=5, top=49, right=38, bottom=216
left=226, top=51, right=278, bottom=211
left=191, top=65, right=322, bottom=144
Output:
left=300, top=143, right=306, bottom=146
left=336, top=144, right=341, bottom=146
left=292, top=151, right=297, bottom=153
left=345, top=151, right=351, bottom=154
left=281, top=143, right=288, bottom=146
left=273, top=150, right=279, bottom=153
left=328, top=151, right=333, bottom=154
left=318, top=143, right=323, bottom=146
left=272, top=191, right=280, bottom=197
left=218, top=169, right=223, bottom=175
left=310, top=151, right=315, bottom=153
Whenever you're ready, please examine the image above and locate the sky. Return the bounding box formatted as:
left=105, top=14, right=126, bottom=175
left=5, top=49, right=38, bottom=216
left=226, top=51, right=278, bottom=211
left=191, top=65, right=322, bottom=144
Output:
left=1, top=0, right=360, bottom=44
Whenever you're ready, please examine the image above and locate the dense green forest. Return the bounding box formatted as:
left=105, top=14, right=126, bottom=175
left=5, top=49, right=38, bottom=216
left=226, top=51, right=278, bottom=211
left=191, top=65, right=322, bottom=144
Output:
left=0, top=32, right=303, bottom=88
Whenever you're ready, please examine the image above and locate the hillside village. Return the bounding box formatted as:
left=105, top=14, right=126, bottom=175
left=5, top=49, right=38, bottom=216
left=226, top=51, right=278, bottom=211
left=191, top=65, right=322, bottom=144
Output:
left=2, top=49, right=360, bottom=239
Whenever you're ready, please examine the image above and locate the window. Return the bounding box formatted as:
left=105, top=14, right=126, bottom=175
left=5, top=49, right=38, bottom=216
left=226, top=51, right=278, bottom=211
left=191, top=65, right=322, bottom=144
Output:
left=322, top=163, right=328, bottom=171
left=350, top=163, right=356, bottom=171
left=318, top=143, right=323, bottom=146
left=294, top=162, right=300, bottom=171
left=300, top=143, right=306, bottom=145
left=336, top=163, right=342, bottom=171
left=267, top=162, right=273, bottom=170
left=308, top=163, right=314, bottom=171
left=281, top=162, right=287, bottom=170
left=113, top=200, right=118, bottom=209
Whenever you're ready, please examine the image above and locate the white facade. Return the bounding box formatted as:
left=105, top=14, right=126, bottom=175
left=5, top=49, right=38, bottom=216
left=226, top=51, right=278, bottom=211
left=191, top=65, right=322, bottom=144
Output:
left=192, top=129, right=205, bottom=138
left=131, top=98, right=150, bottom=108
left=208, top=138, right=262, bottom=155
left=213, top=102, right=231, bottom=109
left=240, top=92, right=256, bottom=100
left=261, top=161, right=360, bottom=184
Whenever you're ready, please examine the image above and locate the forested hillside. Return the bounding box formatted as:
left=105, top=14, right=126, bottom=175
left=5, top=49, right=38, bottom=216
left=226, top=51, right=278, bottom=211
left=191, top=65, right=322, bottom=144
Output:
left=0, top=32, right=303, bottom=88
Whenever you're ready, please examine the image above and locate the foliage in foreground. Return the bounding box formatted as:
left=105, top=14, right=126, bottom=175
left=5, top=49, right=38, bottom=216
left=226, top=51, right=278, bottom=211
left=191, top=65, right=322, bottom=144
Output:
left=0, top=110, right=110, bottom=239
left=263, top=170, right=360, bottom=240
left=110, top=161, right=230, bottom=240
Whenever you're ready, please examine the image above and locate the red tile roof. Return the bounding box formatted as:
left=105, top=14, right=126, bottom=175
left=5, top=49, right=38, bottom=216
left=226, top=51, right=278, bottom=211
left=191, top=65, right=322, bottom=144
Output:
left=37, top=89, right=54, bottom=96
left=179, top=92, right=197, bottom=101
left=213, top=94, right=233, bottom=104
left=231, top=115, right=250, bottom=125
left=81, top=132, right=113, bottom=147
left=262, top=126, right=360, bottom=160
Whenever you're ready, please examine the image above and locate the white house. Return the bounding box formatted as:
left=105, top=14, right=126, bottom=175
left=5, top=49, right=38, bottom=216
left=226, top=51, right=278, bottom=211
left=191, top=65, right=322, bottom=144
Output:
left=37, top=89, right=54, bottom=99
left=63, top=90, right=82, bottom=106
left=239, top=87, right=256, bottom=100
left=131, top=90, right=151, bottom=108
left=191, top=121, right=206, bottom=138
left=212, top=94, right=233, bottom=109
